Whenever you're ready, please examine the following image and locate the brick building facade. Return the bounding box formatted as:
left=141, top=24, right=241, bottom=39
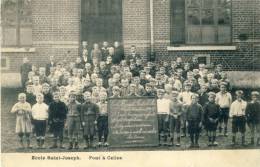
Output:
left=1, top=0, right=260, bottom=75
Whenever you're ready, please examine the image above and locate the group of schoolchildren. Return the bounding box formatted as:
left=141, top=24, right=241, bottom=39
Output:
left=12, top=41, right=260, bottom=150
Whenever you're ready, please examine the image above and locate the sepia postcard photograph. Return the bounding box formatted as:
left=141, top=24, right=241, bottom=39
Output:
left=1, top=0, right=260, bottom=167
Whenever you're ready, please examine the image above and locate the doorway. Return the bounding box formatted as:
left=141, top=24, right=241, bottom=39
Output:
left=81, top=0, right=122, bottom=47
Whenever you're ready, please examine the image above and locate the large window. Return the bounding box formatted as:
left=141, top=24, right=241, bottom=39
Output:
left=1, top=0, right=32, bottom=47
left=171, top=0, right=231, bottom=45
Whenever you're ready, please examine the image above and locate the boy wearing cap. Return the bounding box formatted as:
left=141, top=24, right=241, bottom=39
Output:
left=230, top=90, right=247, bottom=146
left=216, top=82, right=232, bottom=136
left=203, top=92, right=220, bottom=146
left=169, top=91, right=183, bottom=146
left=67, top=91, right=81, bottom=150
left=245, top=91, right=260, bottom=145
left=97, top=92, right=109, bottom=147
left=157, top=89, right=171, bottom=145
left=80, top=91, right=99, bottom=149
left=186, top=94, right=203, bottom=148
left=49, top=92, right=68, bottom=149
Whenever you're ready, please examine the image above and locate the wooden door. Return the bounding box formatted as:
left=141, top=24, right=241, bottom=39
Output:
left=81, top=0, right=122, bottom=47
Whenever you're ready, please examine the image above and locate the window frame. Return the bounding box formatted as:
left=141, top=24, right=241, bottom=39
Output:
left=1, top=0, right=32, bottom=47
left=170, top=0, right=233, bottom=45
left=1, top=56, right=10, bottom=70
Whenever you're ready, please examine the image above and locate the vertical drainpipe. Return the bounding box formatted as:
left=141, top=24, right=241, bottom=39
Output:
left=150, top=0, right=154, bottom=60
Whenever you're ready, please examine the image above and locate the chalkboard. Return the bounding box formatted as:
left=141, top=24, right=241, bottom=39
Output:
left=108, top=97, right=159, bottom=148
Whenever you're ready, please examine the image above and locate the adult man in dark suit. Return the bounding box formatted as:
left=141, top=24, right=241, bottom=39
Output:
left=81, top=41, right=90, bottom=64
left=126, top=45, right=141, bottom=65
left=112, top=41, right=124, bottom=64
left=20, top=57, right=32, bottom=89
left=45, top=55, right=56, bottom=76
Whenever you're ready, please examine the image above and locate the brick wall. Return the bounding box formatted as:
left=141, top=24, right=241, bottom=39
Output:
left=122, top=0, right=151, bottom=60
left=152, top=0, right=260, bottom=70
left=1, top=0, right=80, bottom=73
left=1, top=0, right=259, bottom=73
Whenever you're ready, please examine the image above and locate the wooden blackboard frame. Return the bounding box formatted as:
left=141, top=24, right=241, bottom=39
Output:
left=107, top=96, right=159, bottom=148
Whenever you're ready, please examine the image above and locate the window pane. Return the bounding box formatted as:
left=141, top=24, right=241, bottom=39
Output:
left=202, top=0, right=213, bottom=8
left=3, top=28, right=17, bottom=46
left=218, top=0, right=231, bottom=8
left=186, top=0, right=200, bottom=8
left=202, top=26, right=216, bottom=43
left=187, top=26, right=201, bottom=44
left=1, top=58, right=7, bottom=68
left=218, top=26, right=231, bottom=43
left=187, top=8, right=200, bottom=25
left=19, top=0, right=32, bottom=26
left=201, top=9, right=214, bottom=25
left=218, top=8, right=231, bottom=25
left=171, top=0, right=185, bottom=44
left=20, top=28, right=32, bottom=45
left=2, top=0, right=18, bottom=26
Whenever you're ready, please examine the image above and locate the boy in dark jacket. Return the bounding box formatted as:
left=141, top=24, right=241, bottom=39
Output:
left=67, top=91, right=81, bottom=150
left=204, top=92, right=220, bottom=146
left=80, top=91, right=99, bottom=149
left=42, top=83, right=53, bottom=105
left=49, top=92, right=68, bottom=149
left=186, top=94, right=203, bottom=148
left=246, top=91, right=260, bottom=145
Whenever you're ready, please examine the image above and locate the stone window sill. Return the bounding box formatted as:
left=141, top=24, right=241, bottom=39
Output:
left=1, top=47, right=36, bottom=53
left=167, top=45, right=237, bottom=51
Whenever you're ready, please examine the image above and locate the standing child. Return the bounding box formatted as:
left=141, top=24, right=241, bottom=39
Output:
left=178, top=82, right=193, bottom=137
left=32, top=93, right=49, bottom=149
left=229, top=90, right=247, bottom=146
left=216, top=82, right=232, bottom=136
left=246, top=91, right=260, bottom=145
left=203, top=92, right=220, bottom=146
left=42, top=83, right=53, bottom=105
left=32, top=76, right=42, bottom=96
left=49, top=92, right=68, bottom=149
left=25, top=84, right=36, bottom=106
left=97, top=92, right=109, bottom=147
left=10, top=93, right=32, bottom=149
left=66, top=91, right=81, bottom=150
left=80, top=91, right=99, bottom=149
left=186, top=94, right=203, bottom=148
left=169, top=91, right=183, bottom=146
left=157, top=89, right=171, bottom=145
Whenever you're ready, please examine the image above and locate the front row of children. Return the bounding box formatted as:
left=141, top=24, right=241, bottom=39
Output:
left=156, top=90, right=260, bottom=148
left=11, top=91, right=105, bottom=149
left=11, top=90, right=260, bottom=149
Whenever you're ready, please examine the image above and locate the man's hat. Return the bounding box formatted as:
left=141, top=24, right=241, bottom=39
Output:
left=251, top=91, right=259, bottom=97
left=208, top=92, right=216, bottom=97
left=172, top=91, right=179, bottom=96
left=235, top=90, right=243, bottom=96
